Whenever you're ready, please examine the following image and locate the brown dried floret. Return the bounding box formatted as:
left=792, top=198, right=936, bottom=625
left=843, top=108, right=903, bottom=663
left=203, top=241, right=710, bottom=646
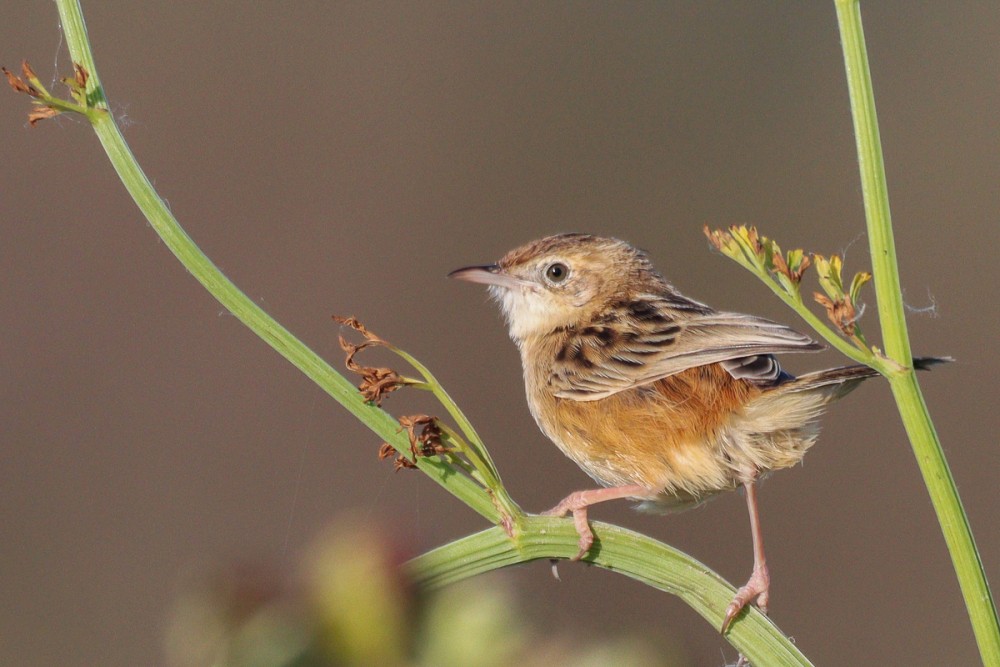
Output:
left=376, top=415, right=447, bottom=472
left=3, top=60, right=60, bottom=126
left=4, top=60, right=97, bottom=126
left=333, top=315, right=380, bottom=341
left=744, top=226, right=762, bottom=255
left=0, top=60, right=43, bottom=98
left=357, top=366, right=404, bottom=406
left=398, top=414, right=448, bottom=459
left=392, top=457, right=417, bottom=472
left=3, top=64, right=38, bottom=96
left=814, top=292, right=860, bottom=337
left=703, top=225, right=730, bottom=252
left=377, top=442, right=417, bottom=471
left=27, top=106, right=60, bottom=125
left=771, top=249, right=811, bottom=285
left=73, top=62, right=88, bottom=90
left=333, top=315, right=406, bottom=406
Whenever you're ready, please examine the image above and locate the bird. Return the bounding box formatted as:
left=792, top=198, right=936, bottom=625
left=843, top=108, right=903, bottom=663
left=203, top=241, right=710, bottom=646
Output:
left=448, top=232, right=941, bottom=633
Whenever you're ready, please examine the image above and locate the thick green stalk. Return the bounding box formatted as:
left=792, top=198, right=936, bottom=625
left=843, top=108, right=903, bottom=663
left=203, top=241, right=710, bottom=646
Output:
left=834, top=2, right=1000, bottom=663
left=408, top=518, right=811, bottom=667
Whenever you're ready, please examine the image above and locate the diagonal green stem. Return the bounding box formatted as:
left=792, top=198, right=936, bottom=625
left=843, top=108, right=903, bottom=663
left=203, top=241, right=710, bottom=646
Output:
left=388, top=346, right=521, bottom=522
left=834, top=2, right=1000, bottom=664
left=709, top=227, right=886, bottom=371
left=744, top=259, right=876, bottom=368
left=54, top=0, right=499, bottom=525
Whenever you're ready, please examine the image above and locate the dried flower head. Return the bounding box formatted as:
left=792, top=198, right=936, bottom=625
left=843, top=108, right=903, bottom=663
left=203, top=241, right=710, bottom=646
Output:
left=771, top=247, right=812, bottom=285
left=378, top=442, right=416, bottom=471
left=3, top=62, right=40, bottom=97
left=814, top=292, right=861, bottom=337
left=398, top=414, right=448, bottom=459
left=4, top=60, right=98, bottom=126
left=72, top=62, right=88, bottom=90
left=333, top=315, right=407, bottom=406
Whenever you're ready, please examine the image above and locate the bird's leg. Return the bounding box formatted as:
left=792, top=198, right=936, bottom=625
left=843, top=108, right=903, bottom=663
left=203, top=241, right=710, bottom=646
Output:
left=722, top=479, right=770, bottom=633
left=541, top=484, right=651, bottom=560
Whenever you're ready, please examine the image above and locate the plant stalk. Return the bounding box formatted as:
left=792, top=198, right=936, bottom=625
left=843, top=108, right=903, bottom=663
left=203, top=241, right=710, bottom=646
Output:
left=408, top=518, right=811, bottom=666
left=834, top=1, right=1000, bottom=663
left=54, top=0, right=500, bottom=524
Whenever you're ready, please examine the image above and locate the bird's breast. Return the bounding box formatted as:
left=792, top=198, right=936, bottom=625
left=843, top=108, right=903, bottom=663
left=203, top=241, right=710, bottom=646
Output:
left=522, top=356, right=759, bottom=498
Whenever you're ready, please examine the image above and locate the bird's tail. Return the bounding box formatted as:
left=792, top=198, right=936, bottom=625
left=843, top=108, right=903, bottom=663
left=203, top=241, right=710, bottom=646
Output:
left=735, top=356, right=952, bottom=457
left=776, top=355, right=952, bottom=400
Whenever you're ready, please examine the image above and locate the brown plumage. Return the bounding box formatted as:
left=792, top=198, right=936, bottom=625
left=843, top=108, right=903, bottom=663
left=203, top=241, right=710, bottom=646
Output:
left=449, top=233, right=941, bottom=633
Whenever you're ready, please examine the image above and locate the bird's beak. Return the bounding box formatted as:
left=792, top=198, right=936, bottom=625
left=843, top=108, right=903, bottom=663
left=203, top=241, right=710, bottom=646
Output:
left=448, top=264, right=527, bottom=290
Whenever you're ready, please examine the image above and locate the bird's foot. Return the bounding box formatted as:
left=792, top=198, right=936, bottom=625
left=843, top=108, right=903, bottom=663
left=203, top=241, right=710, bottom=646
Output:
left=541, top=492, right=594, bottom=560
left=721, top=563, right=770, bottom=633
left=541, top=485, right=652, bottom=562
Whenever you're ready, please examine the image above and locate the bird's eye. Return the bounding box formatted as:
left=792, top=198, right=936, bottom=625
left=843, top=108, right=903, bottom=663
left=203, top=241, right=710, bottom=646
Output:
left=544, top=262, right=569, bottom=284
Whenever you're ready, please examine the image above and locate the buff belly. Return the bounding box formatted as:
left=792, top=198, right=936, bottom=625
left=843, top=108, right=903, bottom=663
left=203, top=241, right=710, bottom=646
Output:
left=527, top=365, right=830, bottom=512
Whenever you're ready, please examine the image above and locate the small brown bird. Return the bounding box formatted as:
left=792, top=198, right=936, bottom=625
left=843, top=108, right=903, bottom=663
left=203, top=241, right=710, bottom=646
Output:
left=449, top=233, right=927, bottom=632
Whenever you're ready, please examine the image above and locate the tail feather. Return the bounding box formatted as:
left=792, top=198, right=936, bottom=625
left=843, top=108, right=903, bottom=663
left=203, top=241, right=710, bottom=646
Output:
left=778, top=355, right=952, bottom=395
left=913, top=356, right=954, bottom=370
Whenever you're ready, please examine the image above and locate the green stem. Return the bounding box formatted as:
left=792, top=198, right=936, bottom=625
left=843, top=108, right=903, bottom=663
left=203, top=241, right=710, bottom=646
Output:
left=390, top=347, right=520, bottom=521
left=716, top=229, right=883, bottom=370
left=834, top=2, right=1000, bottom=664
left=751, top=265, right=877, bottom=369
left=54, top=0, right=498, bottom=525
left=408, top=518, right=811, bottom=667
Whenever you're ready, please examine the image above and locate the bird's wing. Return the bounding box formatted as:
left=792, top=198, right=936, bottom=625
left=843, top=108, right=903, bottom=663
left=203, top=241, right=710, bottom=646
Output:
left=548, top=298, right=823, bottom=401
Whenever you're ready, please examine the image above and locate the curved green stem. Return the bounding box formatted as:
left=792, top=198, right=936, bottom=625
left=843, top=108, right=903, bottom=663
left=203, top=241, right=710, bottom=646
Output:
left=408, top=518, right=811, bottom=667
left=834, top=2, right=1000, bottom=663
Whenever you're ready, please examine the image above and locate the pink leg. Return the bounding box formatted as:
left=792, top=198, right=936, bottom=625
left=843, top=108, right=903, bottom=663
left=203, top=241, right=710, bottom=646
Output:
left=722, top=480, right=771, bottom=633
left=541, top=484, right=651, bottom=560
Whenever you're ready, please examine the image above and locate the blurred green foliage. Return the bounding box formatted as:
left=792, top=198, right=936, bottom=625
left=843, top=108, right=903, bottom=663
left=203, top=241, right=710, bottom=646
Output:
left=164, top=520, right=685, bottom=667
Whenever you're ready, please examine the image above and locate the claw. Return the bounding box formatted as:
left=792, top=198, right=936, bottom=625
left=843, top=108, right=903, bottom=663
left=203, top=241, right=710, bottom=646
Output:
left=541, top=500, right=594, bottom=559
left=570, top=512, right=594, bottom=560
left=541, top=485, right=650, bottom=563
left=720, top=564, right=770, bottom=633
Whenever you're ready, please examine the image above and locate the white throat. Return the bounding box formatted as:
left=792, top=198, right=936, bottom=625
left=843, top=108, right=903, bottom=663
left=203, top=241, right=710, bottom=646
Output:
left=491, top=285, right=572, bottom=342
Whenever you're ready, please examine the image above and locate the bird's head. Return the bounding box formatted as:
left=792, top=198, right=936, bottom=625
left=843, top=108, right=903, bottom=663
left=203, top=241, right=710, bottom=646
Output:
left=449, top=233, right=667, bottom=342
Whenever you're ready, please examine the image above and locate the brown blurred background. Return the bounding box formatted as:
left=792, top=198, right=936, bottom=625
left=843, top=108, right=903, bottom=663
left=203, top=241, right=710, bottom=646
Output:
left=3, top=2, right=998, bottom=665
